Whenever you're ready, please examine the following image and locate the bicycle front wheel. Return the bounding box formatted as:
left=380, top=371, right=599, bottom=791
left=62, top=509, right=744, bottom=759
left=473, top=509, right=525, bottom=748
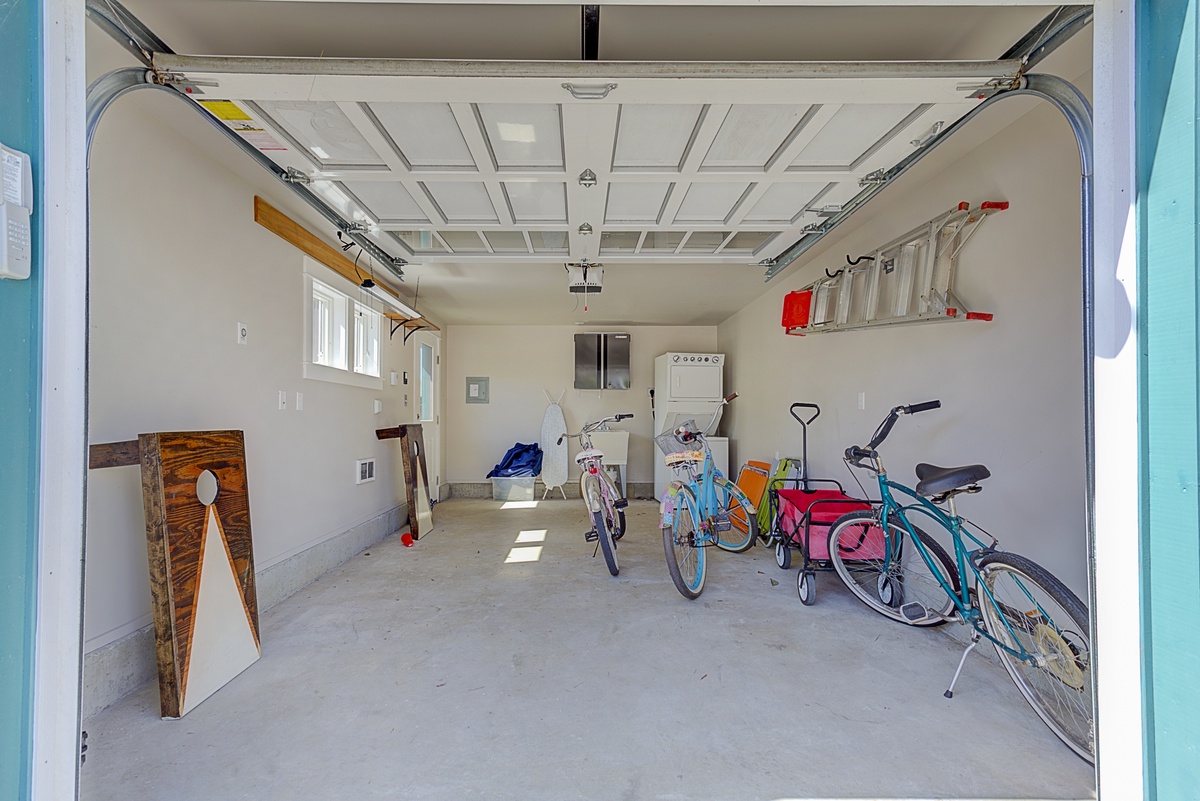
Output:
left=592, top=507, right=619, bottom=576
left=713, top=476, right=758, bottom=553
left=977, top=551, right=1094, bottom=763
left=827, top=511, right=959, bottom=626
left=663, top=486, right=706, bottom=599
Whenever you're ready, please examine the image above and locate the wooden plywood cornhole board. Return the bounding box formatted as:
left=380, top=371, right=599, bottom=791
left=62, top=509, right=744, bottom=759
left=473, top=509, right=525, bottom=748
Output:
left=376, top=423, right=434, bottom=539
left=92, top=430, right=261, bottom=718
left=141, top=431, right=261, bottom=718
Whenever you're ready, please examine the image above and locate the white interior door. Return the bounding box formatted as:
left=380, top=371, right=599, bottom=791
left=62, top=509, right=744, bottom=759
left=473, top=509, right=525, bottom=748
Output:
left=415, top=333, right=441, bottom=501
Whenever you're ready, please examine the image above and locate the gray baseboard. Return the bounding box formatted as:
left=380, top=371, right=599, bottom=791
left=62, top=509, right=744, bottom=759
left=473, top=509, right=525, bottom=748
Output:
left=81, top=504, right=407, bottom=721
left=448, top=482, right=655, bottom=501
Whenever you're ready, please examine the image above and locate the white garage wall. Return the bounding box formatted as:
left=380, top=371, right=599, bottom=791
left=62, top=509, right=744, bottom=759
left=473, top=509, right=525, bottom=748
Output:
left=718, top=97, right=1090, bottom=597
left=445, top=325, right=717, bottom=486
left=85, top=95, right=422, bottom=663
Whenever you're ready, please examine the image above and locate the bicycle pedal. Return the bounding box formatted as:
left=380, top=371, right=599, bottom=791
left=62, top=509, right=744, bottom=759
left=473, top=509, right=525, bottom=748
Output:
left=613, top=498, right=628, bottom=509
left=584, top=530, right=598, bottom=542
left=712, top=513, right=732, bottom=532
left=901, top=602, right=929, bottom=622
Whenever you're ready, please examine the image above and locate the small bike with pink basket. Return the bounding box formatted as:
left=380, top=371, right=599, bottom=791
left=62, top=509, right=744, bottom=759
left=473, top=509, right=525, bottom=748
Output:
left=765, top=402, right=881, bottom=605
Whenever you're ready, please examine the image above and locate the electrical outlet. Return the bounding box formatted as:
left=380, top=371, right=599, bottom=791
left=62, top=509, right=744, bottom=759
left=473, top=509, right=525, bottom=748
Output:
left=295, top=392, right=303, bottom=411
left=390, top=371, right=398, bottom=386
left=356, top=458, right=377, bottom=484
left=236, top=322, right=248, bottom=345
left=278, top=390, right=287, bottom=410
left=373, top=399, right=383, bottom=414
left=858, top=392, right=866, bottom=410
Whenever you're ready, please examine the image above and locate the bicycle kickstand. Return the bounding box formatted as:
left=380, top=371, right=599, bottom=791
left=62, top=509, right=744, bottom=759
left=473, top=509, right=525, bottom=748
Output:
left=944, top=631, right=981, bottom=699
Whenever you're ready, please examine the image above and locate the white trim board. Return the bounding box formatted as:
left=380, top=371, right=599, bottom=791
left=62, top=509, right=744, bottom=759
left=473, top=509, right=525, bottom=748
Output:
left=32, top=0, right=88, bottom=798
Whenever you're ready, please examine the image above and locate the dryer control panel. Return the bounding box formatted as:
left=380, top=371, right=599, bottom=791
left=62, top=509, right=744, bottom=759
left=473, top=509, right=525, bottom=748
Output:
left=655, top=352, right=726, bottom=402
left=669, top=353, right=723, bottom=365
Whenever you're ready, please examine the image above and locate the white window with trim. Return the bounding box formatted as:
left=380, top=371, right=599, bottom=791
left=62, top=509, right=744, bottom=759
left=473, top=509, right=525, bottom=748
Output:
left=303, top=259, right=384, bottom=389
left=353, top=302, right=381, bottom=377
left=311, top=278, right=348, bottom=370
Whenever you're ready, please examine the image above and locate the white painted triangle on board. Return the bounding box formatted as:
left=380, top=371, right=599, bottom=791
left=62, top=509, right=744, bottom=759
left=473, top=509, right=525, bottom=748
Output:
left=414, top=458, right=433, bottom=537
left=180, top=505, right=261, bottom=716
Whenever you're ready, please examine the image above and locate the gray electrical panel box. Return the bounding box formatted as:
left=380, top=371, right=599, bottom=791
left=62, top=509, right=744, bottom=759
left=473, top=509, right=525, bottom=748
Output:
left=574, top=333, right=630, bottom=390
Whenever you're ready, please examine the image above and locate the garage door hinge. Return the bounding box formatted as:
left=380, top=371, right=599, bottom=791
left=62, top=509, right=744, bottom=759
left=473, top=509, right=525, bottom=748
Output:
left=282, top=167, right=312, bottom=185
left=151, top=70, right=219, bottom=96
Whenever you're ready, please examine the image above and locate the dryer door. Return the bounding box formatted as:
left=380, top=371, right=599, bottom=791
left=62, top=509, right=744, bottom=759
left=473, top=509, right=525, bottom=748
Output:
left=670, top=363, right=722, bottom=400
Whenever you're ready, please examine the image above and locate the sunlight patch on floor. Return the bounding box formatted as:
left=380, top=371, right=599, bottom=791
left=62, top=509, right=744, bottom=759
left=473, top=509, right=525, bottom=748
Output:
left=501, top=501, right=539, bottom=510
left=504, top=546, right=543, bottom=564
left=515, top=529, right=547, bottom=543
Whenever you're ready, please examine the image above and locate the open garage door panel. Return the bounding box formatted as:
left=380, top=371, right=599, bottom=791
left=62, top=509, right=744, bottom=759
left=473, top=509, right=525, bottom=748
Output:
left=159, top=55, right=1021, bottom=265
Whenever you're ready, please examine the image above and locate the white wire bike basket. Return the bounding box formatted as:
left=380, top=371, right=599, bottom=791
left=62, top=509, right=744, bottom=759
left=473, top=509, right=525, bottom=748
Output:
left=655, top=420, right=706, bottom=471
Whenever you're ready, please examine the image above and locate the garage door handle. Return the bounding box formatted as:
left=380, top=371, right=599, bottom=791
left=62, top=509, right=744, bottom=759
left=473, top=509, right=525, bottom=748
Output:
left=562, top=82, right=618, bottom=100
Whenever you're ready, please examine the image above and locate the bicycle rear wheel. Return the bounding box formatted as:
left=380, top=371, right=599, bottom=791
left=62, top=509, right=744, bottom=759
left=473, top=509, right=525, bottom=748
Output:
left=827, top=511, right=959, bottom=626
left=592, top=507, right=619, bottom=576
left=977, top=551, right=1094, bottom=763
left=613, top=509, right=627, bottom=541
left=663, top=486, right=706, bottom=599
left=713, top=476, right=758, bottom=553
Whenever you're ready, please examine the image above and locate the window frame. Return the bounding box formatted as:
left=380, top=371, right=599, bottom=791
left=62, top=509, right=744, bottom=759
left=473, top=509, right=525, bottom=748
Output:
left=302, top=259, right=384, bottom=390
left=353, top=301, right=382, bottom=378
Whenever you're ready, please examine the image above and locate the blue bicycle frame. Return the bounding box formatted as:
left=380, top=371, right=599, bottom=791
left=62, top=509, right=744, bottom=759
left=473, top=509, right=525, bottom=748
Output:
left=680, top=449, right=723, bottom=543
left=868, top=468, right=1064, bottom=664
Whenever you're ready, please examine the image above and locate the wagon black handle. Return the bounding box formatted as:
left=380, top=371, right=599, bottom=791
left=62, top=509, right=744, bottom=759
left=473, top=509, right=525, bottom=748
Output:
left=790, top=403, right=820, bottom=427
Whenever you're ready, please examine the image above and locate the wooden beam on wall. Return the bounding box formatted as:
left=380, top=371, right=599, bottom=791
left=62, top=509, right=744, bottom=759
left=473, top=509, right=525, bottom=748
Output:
left=89, top=440, right=140, bottom=469
left=252, top=196, right=401, bottom=302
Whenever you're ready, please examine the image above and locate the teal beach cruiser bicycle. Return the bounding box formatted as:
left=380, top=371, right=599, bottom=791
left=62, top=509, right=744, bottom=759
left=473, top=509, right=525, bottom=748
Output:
left=657, top=393, right=759, bottom=599
left=829, top=401, right=1094, bottom=762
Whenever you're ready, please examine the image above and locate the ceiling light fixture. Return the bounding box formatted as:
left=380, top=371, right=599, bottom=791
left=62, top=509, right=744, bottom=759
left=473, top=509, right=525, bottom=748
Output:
left=578, top=169, right=597, bottom=188
left=578, top=222, right=593, bottom=235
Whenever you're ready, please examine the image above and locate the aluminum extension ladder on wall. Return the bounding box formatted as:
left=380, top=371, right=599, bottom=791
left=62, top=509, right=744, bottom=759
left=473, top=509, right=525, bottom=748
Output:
left=782, top=201, right=1007, bottom=336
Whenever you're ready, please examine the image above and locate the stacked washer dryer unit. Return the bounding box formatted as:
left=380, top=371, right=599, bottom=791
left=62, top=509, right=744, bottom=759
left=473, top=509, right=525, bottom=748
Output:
left=653, top=352, right=730, bottom=498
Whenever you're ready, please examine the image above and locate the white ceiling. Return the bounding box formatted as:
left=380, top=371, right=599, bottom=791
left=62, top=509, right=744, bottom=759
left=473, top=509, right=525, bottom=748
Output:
left=90, top=2, right=1092, bottom=326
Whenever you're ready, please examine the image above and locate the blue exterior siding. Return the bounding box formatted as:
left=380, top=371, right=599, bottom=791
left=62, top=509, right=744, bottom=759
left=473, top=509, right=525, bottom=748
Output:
left=0, top=0, right=41, bottom=797
left=1138, top=0, right=1200, bottom=797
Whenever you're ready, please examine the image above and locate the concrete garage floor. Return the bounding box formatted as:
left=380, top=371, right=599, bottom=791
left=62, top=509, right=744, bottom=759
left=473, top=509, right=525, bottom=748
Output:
left=81, top=499, right=1096, bottom=801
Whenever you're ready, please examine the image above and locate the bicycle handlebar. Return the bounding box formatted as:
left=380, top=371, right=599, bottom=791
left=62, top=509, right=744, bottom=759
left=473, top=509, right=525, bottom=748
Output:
left=845, top=446, right=873, bottom=461
left=848, top=400, right=941, bottom=466
left=558, top=413, right=635, bottom=445
left=906, top=400, right=941, bottom=415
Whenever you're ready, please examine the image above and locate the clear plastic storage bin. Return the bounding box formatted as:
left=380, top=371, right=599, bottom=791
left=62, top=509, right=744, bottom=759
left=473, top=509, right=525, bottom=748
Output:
left=492, top=476, right=536, bottom=502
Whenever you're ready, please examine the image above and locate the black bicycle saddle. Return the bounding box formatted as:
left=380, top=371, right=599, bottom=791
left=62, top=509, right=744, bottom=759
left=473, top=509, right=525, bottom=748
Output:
left=914, top=462, right=991, bottom=497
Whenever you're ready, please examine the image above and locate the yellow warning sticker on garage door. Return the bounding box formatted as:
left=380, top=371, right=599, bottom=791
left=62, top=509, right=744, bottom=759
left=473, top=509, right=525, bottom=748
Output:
left=227, top=123, right=287, bottom=151
left=198, top=100, right=252, bottom=121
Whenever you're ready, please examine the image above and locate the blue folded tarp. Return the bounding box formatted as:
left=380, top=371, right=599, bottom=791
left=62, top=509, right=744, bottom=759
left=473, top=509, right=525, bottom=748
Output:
left=486, top=442, right=543, bottom=478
